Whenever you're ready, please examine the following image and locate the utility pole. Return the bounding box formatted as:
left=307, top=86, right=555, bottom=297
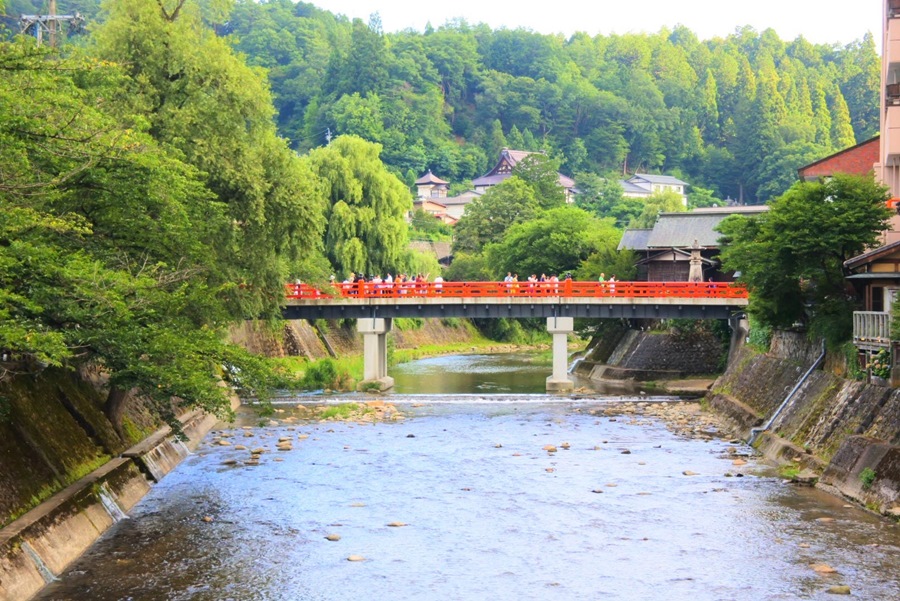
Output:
left=20, top=0, right=84, bottom=47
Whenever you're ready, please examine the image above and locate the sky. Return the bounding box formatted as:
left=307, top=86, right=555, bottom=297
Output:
left=317, top=0, right=883, bottom=49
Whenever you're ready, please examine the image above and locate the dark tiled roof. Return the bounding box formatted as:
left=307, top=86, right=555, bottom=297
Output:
left=628, top=173, right=689, bottom=186
left=474, top=149, right=575, bottom=190
left=442, top=190, right=483, bottom=205
left=635, top=248, right=716, bottom=265
left=844, top=239, right=900, bottom=270
left=472, top=173, right=510, bottom=187
left=621, top=180, right=651, bottom=195
left=415, top=170, right=449, bottom=185
left=618, top=229, right=653, bottom=251
left=647, top=207, right=768, bottom=248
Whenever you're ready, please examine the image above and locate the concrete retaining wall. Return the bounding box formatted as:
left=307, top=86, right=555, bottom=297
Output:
left=0, top=407, right=221, bottom=601
left=575, top=327, right=728, bottom=382
left=709, top=331, right=900, bottom=516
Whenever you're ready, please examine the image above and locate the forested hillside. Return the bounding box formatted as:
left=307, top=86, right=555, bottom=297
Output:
left=5, top=0, right=880, bottom=204
left=221, top=0, right=879, bottom=204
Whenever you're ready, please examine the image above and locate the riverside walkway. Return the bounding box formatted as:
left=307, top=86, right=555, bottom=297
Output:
left=282, top=280, right=749, bottom=392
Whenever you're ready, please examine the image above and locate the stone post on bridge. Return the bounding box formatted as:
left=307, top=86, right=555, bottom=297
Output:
left=357, top=318, right=394, bottom=391
left=546, top=316, right=575, bottom=392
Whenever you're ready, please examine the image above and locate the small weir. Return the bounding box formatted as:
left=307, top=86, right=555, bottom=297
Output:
left=97, top=482, right=128, bottom=523
left=22, top=542, right=57, bottom=584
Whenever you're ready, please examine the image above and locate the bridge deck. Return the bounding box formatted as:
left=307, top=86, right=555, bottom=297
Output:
left=283, top=281, right=748, bottom=320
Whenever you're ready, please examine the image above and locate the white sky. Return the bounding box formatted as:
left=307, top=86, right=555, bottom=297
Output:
left=317, top=0, right=883, bottom=50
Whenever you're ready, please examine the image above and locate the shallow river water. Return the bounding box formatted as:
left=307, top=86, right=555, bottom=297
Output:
left=36, top=354, right=900, bottom=601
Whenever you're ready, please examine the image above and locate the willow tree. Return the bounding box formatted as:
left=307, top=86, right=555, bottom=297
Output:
left=307, top=135, right=411, bottom=278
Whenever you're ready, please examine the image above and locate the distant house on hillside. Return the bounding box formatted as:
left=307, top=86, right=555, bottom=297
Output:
left=619, top=173, right=689, bottom=205
left=619, top=206, right=768, bottom=281
left=415, top=170, right=450, bottom=200
left=471, top=148, right=577, bottom=203
left=441, top=190, right=483, bottom=221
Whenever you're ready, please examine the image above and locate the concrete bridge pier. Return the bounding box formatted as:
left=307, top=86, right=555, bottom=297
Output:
left=546, top=316, right=575, bottom=392
left=358, top=318, right=394, bottom=391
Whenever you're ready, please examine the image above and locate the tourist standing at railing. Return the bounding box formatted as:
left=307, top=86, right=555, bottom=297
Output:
left=608, top=274, right=617, bottom=295
left=434, top=274, right=443, bottom=294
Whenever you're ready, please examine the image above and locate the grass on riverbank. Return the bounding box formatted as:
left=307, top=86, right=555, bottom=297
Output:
left=265, top=331, right=557, bottom=392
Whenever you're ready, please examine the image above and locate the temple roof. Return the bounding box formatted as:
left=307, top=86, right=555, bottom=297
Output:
left=415, top=170, right=449, bottom=185
left=472, top=148, right=575, bottom=189
left=645, top=207, right=769, bottom=249
left=617, top=228, right=653, bottom=251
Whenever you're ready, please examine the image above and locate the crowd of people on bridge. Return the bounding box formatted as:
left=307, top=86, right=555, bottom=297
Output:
left=291, top=271, right=623, bottom=298
left=338, top=272, right=444, bottom=295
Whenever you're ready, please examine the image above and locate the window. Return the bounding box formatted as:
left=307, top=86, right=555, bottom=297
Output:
left=873, top=286, right=885, bottom=312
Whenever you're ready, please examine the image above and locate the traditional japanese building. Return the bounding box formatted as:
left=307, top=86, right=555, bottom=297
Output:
left=415, top=170, right=450, bottom=200
left=619, top=206, right=769, bottom=282
left=471, top=148, right=576, bottom=203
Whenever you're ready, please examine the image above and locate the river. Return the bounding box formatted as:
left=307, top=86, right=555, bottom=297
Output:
left=35, top=353, right=900, bottom=601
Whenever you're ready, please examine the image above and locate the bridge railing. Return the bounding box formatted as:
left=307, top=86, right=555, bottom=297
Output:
left=285, top=281, right=748, bottom=300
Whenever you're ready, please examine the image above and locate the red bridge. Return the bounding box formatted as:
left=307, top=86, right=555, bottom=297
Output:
left=286, top=280, right=746, bottom=300
left=282, top=281, right=749, bottom=393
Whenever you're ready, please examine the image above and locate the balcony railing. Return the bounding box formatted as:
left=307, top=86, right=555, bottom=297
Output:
left=853, top=311, right=892, bottom=350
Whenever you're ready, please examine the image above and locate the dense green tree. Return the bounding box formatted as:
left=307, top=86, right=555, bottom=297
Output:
left=93, top=0, right=326, bottom=317
left=829, top=87, right=857, bottom=150
left=0, top=39, right=277, bottom=432
left=410, top=209, right=452, bottom=241
left=444, top=252, right=491, bottom=281
left=687, top=185, right=725, bottom=209
left=329, top=92, right=385, bottom=141
left=574, top=173, right=643, bottom=228
left=754, top=140, right=829, bottom=202
left=718, top=174, right=891, bottom=346
left=212, top=7, right=880, bottom=206
left=452, top=178, right=539, bottom=253
left=513, top=153, right=566, bottom=209
left=630, top=190, right=687, bottom=228
left=485, top=207, right=622, bottom=278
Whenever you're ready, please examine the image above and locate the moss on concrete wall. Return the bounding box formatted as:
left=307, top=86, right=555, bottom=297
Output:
left=0, top=369, right=162, bottom=528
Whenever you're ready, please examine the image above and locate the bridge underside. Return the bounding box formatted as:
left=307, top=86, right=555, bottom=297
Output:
left=281, top=298, right=743, bottom=321
left=282, top=298, right=747, bottom=393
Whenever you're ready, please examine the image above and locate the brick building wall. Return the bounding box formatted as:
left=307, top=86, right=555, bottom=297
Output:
left=798, top=137, right=880, bottom=180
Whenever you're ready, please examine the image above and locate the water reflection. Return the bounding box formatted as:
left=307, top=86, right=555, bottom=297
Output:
left=391, top=352, right=555, bottom=394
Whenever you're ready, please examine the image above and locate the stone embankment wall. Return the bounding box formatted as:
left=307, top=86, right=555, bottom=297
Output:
left=0, top=369, right=224, bottom=601
left=575, top=327, right=728, bottom=382
left=707, top=331, right=900, bottom=517
left=230, top=317, right=481, bottom=360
